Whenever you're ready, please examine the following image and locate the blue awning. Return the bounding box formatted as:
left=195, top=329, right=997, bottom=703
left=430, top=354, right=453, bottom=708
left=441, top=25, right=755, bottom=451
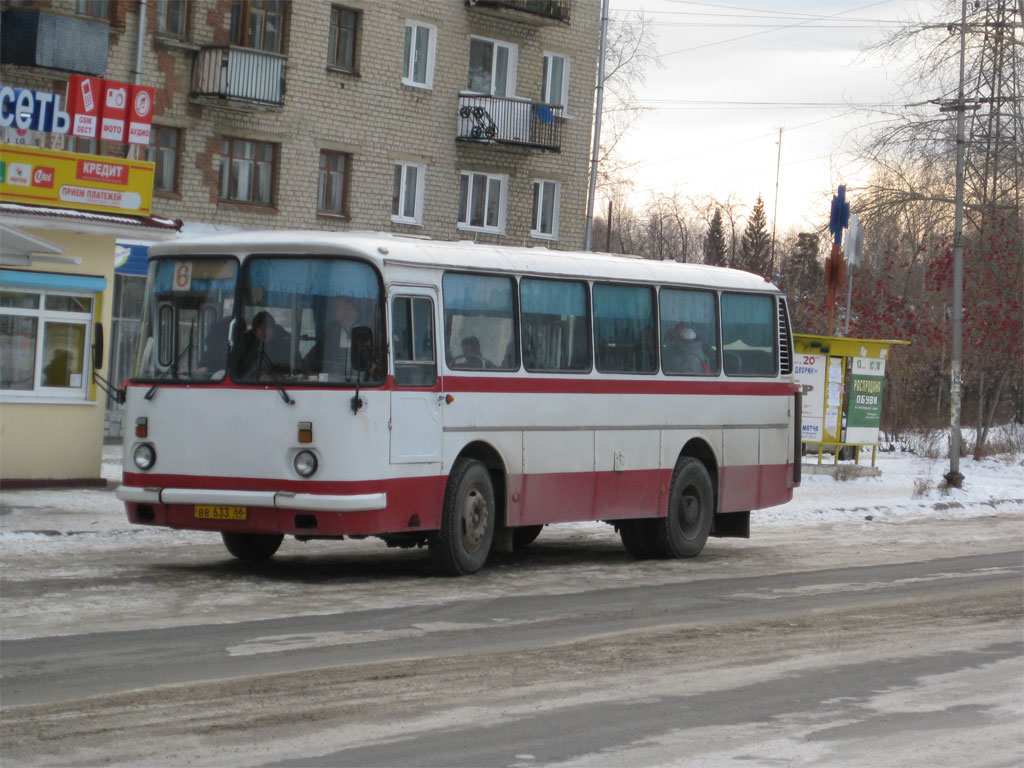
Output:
left=1, top=269, right=107, bottom=293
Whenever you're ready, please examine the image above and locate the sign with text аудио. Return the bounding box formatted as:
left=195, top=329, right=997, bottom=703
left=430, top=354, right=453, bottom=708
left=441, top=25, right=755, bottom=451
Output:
left=0, top=143, right=154, bottom=216
left=846, top=356, right=886, bottom=445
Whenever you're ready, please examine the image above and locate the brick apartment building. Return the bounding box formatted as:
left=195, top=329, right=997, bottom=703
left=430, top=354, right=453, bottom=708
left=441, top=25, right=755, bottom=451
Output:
left=3, top=0, right=599, bottom=246
left=1, top=0, right=600, bottom=446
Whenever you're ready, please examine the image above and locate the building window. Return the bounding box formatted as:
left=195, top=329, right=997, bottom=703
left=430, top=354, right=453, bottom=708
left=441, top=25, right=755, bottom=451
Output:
left=66, top=135, right=100, bottom=155
left=458, top=171, right=507, bottom=234
left=467, top=37, right=517, bottom=97
left=541, top=52, right=570, bottom=109
left=1, top=288, right=94, bottom=398
left=147, top=126, right=180, bottom=193
left=218, top=138, right=275, bottom=205
left=155, top=0, right=188, bottom=37
left=328, top=6, right=358, bottom=72
left=75, top=0, right=109, bottom=20
left=402, top=20, right=436, bottom=89
left=531, top=180, right=561, bottom=240
left=317, top=151, right=350, bottom=216
left=392, top=162, right=425, bottom=225
left=230, top=0, right=285, bottom=53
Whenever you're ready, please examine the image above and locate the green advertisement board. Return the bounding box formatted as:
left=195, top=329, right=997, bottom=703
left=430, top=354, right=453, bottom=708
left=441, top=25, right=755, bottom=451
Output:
left=846, top=356, right=886, bottom=444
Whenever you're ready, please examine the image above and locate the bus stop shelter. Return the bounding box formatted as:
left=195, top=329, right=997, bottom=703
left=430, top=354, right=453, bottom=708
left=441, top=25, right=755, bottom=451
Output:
left=792, top=333, right=909, bottom=475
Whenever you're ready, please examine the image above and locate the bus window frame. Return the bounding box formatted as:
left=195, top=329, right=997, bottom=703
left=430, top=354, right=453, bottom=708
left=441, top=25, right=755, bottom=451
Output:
left=442, top=270, right=520, bottom=373
left=520, top=275, right=593, bottom=375
left=720, top=290, right=779, bottom=378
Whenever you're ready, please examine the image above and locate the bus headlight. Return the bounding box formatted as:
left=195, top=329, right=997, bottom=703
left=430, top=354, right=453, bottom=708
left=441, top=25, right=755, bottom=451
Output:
left=294, top=450, right=318, bottom=478
left=133, top=443, right=156, bottom=471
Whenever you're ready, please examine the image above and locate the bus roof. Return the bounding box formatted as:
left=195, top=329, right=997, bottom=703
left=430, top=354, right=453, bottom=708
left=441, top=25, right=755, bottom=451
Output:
left=147, top=230, right=781, bottom=294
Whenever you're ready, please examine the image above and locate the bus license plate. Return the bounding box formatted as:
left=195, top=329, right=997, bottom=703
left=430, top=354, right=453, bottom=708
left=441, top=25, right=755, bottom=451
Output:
left=194, top=505, right=247, bottom=521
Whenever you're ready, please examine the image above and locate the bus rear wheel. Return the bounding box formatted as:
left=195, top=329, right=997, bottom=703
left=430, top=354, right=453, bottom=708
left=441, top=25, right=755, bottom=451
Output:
left=221, top=532, right=284, bottom=561
left=648, top=457, right=714, bottom=558
left=429, top=458, right=496, bottom=575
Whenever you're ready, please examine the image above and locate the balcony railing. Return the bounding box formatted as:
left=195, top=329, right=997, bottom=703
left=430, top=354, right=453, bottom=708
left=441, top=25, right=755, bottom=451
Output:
left=191, top=46, right=285, bottom=106
left=456, top=95, right=563, bottom=152
left=466, top=0, right=571, bottom=25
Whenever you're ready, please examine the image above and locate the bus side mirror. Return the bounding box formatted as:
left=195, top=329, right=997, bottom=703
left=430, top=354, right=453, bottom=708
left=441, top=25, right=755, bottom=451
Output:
left=351, top=325, right=374, bottom=373
left=92, top=322, right=104, bottom=371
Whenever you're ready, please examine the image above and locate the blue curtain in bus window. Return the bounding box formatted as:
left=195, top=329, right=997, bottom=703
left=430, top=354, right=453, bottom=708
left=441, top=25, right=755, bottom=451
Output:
left=150, top=259, right=237, bottom=293
left=593, top=283, right=656, bottom=373
left=721, top=292, right=776, bottom=376
left=442, top=273, right=516, bottom=370
left=521, top=278, right=590, bottom=372
left=246, top=258, right=379, bottom=302
left=660, top=288, right=718, bottom=374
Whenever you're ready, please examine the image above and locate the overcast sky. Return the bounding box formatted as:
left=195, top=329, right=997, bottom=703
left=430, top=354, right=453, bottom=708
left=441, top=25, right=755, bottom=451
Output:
left=605, top=0, right=939, bottom=234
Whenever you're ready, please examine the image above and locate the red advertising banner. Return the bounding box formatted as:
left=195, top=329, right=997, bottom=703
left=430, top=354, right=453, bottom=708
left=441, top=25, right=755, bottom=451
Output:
left=100, top=81, right=129, bottom=142
left=127, top=84, right=155, bottom=145
left=66, top=75, right=101, bottom=139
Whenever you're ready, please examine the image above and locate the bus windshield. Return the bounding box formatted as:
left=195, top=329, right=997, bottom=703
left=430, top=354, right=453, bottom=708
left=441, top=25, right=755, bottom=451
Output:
left=134, top=257, right=238, bottom=382
left=233, top=256, right=385, bottom=386
left=134, top=255, right=386, bottom=387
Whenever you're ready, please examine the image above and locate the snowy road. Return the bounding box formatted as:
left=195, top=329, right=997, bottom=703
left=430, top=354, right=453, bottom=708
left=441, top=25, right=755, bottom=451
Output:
left=1, top=447, right=1022, bottom=766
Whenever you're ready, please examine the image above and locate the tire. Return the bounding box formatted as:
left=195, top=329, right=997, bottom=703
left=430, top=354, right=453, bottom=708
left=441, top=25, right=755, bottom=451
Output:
left=647, top=457, right=714, bottom=558
left=618, top=519, right=658, bottom=559
left=221, top=532, right=284, bottom=561
left=429, top=458, right=496, bottom=575
left=512, top=524, right=543, bottom=551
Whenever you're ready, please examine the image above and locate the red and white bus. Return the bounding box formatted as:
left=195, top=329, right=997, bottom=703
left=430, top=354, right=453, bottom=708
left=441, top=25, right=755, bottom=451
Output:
left=117, top=231, right=801, bottom=574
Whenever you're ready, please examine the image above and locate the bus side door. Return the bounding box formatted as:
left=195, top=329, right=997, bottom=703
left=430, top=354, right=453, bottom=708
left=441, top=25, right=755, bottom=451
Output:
left=389, top=291, right=443, bottom=464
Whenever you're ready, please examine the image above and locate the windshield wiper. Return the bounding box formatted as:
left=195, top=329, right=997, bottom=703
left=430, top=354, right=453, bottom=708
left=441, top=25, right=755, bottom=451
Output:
left=145, top=320, right=194, bottom=401
left=256, top=342, right=295, bottom=405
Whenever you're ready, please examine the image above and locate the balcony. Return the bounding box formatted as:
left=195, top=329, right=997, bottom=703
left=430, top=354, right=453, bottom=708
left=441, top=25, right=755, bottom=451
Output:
left=191, top=46, right=285, bottom=106
left=0, top=9, right=108, bottom=75
left=457, top=95, right=563, bottom=152
left=466, top=0, right=571, bottom=25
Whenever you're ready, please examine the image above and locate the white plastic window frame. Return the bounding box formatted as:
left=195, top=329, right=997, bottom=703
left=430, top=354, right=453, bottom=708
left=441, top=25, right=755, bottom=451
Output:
left=457, top=171, right=508, bottom=235
left=530, top=179, right=561, bottom=240
left=391, top=161, right=426, bottom=225
left=402, top=20, right=437, bottom=90
left=541, top=51, right=570, bottom=111
left=0, top=288, right=94, bottom=401
left=467, top=35, right=519, bottom=98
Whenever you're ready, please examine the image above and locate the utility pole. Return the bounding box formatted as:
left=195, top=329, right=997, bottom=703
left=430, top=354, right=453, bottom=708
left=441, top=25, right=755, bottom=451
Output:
left=769, top=127, right=782, bottom=277
left=584, top=0, right=610, bottom=252
left=942, top=0, right=968, bottom=488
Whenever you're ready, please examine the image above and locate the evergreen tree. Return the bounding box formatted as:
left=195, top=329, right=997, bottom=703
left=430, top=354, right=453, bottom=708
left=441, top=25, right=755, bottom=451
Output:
left=702, top=208, right=728, bottom=267
left=738, top=196, right=771, bottom=275
left=782, top=232, right=825, bottom=331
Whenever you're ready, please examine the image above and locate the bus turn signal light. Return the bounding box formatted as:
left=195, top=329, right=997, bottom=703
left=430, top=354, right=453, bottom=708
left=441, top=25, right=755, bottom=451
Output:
left=135, top=417, right=148, bottom=438
left=298, top=421, right=313, bottom=443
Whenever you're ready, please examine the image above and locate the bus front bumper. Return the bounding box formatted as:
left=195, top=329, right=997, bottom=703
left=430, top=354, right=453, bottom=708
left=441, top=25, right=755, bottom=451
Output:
left=116, top=485, right=387, bottom=512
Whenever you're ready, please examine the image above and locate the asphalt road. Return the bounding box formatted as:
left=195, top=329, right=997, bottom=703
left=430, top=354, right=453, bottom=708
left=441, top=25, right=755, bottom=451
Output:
left=2, top=548, right=1021, bottom=767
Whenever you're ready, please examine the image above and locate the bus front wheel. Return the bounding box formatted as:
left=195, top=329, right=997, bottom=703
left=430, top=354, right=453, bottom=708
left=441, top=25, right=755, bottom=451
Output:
left=429, top=458, right=496, bottom=575
left=648, top=457, right=714, bottom=558
left=221, top=532, right=284, bottom=561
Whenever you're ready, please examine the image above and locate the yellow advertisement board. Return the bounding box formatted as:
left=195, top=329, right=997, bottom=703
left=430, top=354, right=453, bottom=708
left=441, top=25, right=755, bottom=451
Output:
left=0, top=143, right=154, bottom=216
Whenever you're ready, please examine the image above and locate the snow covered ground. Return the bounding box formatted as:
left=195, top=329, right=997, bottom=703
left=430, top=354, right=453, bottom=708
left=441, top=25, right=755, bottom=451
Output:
left=3, top=431, right=1022, bottom=539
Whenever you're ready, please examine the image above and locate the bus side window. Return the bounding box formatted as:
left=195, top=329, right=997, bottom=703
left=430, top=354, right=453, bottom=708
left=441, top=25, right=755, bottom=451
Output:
left=593, top=283, right=657, bottom=374
left=721, top=292, right=777, bottom=376
left=442, top=273, right=517, bottom=371
left=659, top=288, right=718, bottom=375
left=392, top=296, right=436, bottom=387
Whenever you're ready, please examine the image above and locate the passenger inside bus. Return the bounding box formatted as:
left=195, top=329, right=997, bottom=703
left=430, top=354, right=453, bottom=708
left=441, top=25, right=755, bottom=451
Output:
left=234, top=311, right=290, bottom=378
left=662, top=322, right=711, bottom=374
left=303, top=295, right=358, bottom=377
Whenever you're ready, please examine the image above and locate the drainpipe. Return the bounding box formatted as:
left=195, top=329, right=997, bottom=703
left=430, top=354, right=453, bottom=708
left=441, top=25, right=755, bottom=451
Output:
left=584, top=0, right=610, bottom=251
left=133, top=0, right=148, bottom=85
